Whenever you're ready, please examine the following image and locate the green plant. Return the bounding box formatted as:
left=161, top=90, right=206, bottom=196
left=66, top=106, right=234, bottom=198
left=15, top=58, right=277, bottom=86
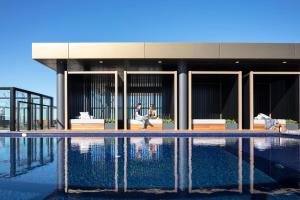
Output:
left=226, top=119, right=237, bottom=124
left=163, top=119, right=174, bottom=124
left=105, top=119, right=115, bottom=123
left=286, top=119, right=298, bottom=125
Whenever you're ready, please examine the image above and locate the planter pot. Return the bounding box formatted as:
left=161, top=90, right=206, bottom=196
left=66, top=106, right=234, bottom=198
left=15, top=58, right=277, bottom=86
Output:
left=105, top=123, right=115, bottom=130
left=163, top=123, right=175, bottom=130
left=226, top=123, right=238, bottom=130
left=286, top=124, right=299, bottom=130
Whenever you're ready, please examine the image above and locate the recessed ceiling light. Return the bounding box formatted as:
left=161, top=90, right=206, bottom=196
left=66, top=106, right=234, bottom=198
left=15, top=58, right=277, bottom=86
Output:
left=282, top=61, right=287, bottom=64
left=235, top=61, right=240, bottom=64
left=158, top=60, right=162, bottom=64
left=99, top=61, right=103, bottom=64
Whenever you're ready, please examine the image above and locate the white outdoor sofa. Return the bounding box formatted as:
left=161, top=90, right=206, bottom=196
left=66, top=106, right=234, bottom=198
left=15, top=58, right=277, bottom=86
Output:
left=192, top=119, right=226, bottom=130
left=129, top=119, right=163, bottom=130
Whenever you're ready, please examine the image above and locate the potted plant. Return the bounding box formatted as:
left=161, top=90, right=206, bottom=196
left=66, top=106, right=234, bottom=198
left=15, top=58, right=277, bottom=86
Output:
left=226, top=119, right=238, bottom=130
left=105, top=119, right=115, bottom=130
left=163, top=119, right=175, bottom=130
left=286, top=119, right=298, bottom=130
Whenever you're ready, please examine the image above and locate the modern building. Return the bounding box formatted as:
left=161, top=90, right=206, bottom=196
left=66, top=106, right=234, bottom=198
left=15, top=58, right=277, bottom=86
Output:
left=0, top=87, right=55, bottom=131
left=32, top=42, right=300, bottom=131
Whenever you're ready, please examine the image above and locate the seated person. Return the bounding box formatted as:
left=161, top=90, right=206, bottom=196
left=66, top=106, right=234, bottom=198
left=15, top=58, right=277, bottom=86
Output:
left=148, top=104, right=158, bottom=119
left=135, top=103, right=150, bottom=129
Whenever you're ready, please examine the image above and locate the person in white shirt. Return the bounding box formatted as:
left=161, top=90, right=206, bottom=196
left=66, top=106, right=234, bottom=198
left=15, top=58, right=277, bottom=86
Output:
left=135, top=103, right=150, bottom=129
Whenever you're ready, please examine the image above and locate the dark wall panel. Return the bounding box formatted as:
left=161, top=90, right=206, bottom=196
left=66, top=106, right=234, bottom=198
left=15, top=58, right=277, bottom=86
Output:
left=254, top=82, right=270, bottom=116
left=243, top=76, right=250, bottom=128
left=192, top=83, right=220, bottom=119
left=192, top=75, right=238, bottom=121
left=254, top=76, right=299, bottom=122
left=222, top=78, right=238, bottom=120
left=271, top=77, right=299, bottom=120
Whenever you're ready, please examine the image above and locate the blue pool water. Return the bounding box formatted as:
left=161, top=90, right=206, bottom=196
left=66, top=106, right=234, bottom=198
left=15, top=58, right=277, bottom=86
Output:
left=0, top=135, right=299, bottom=199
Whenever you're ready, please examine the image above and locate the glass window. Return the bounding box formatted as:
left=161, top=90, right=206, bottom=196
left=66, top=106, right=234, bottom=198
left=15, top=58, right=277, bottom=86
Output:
left=0, top=90, right=10, bottom=130
left=31, top=95, right=41, bottom=130
left=15, top=91, right=28, bottom=130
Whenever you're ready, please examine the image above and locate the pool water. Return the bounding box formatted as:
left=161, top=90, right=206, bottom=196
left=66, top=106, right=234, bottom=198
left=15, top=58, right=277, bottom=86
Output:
left=0, top=136, right=299, bottom=199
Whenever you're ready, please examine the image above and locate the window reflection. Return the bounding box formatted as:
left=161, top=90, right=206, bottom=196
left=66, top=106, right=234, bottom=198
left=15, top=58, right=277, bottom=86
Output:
left=0, top=138, right=54, bottom=177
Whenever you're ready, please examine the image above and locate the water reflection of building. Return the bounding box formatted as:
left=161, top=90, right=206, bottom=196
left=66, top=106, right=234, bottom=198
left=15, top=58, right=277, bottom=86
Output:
left=70, top=138, right=115, bottom=162
left=189, top=138, right=243, bottom=193
left=58, top=137, right=300, bottom=196
left=0, top=138, right=54, bottom=177
left=66, top=138, right=117, bottom=192
left=129, top=138, right=163, bottom=160
left=192, top=138, right=226, bottom=146
left=252, top=137, right=293, bottom=151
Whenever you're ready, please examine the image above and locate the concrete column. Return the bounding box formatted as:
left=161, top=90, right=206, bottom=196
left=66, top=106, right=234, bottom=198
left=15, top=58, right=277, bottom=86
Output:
left=57, top=61, right=66, bottom=130
left=178, top=62, right=189, bottom=191
left=178, top=138, right=188, bottom=192
left=178, top=63, right=188, bottom=130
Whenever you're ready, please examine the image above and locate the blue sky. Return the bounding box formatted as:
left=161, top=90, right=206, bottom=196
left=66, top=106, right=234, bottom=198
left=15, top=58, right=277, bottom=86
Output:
left=0, top=0, right=300, bottom=103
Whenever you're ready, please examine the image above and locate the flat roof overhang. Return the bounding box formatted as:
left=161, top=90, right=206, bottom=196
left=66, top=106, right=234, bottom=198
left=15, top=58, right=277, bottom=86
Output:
left=32, top=42, right=300, bottom=70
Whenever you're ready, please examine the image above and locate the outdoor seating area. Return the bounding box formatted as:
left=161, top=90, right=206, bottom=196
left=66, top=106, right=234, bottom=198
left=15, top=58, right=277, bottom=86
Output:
left=189, top=72, right=242, bottom=131
left=39, top=69, right=300, bottom=132
left=129, top=119, right=163, bottom=130
left=250, top=72, right=300, bottom=131
left=70, top=112, right=104, bottom=130
left=124, top=71, right=177, bottom=130
left=253, top=119, right=287, bottom=131
left=66, top=72, right=118, bottom=130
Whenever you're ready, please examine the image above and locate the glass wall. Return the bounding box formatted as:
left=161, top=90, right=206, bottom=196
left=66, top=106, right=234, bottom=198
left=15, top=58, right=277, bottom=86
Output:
left=31, top=94, right=41, bottom=130
left=15, top=91, right=28, bottom=131
left=43, top=97, right=51, bottom=129
left=0, top=87, right=54, bottom=131
left=0, top=90, right=10, bottom=130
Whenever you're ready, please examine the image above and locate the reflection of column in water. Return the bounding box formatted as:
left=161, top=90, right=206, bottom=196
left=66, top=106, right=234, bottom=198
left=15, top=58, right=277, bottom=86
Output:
left=27, top=138, right=32, bottom=168
left=238, top=137, right=243, bottom=193
left=40, top=138, right=44, bottom=165
left=124, top=137, right=127, bottom=192
left=10, top=138, right=16, bottom=177
left=57, top=138, right=65, bottom=191
left=50, top=139, right=54, bottom=162
left=179, top=138, right=188, bottom=192
left=249, top=138, right=254, bottom=194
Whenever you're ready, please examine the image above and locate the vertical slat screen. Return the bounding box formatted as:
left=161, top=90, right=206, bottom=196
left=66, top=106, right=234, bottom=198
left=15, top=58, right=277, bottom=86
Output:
left=127, top=74, right=174, bottom=120
left=68, top=74, right=115, bottom=120
left=255, top=75, right=299, bottom=121
left=192, top=75, right=238, bottom=121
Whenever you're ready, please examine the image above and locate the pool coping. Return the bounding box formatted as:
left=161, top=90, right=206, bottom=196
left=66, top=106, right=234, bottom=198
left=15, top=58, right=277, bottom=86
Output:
left=0, top=131, right=299, bottom=139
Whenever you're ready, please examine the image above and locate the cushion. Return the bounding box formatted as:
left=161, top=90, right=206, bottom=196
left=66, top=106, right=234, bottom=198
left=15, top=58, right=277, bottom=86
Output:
left=193, top=119, right=226, bottom=124
left=70, top=119, right=104, bottom=124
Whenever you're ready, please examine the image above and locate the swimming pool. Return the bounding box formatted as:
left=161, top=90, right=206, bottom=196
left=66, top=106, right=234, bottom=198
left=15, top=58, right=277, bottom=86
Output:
left=0, top=135, right=299, bottom=199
